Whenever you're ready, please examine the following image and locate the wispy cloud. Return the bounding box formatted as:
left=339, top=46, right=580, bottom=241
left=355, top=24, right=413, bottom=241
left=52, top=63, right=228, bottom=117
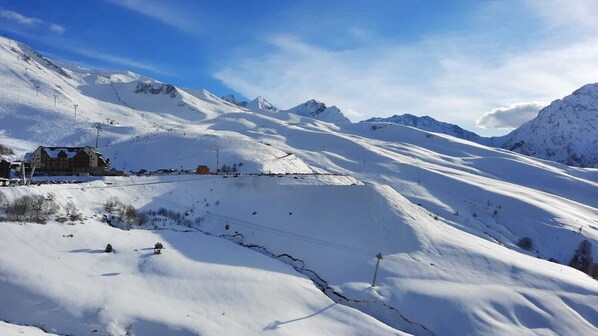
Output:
left=0, top=10, right=42, bottom=25
left=214, top=2, right=598, bottom=135
left=49, top=23, right=65, bottom=34
left=0, top=9, right=65, bottom=34
left=65, top=45, right=170, bottom=75
left=476, top=102, right=546, bottom=129
left=105, top=0, right=198, bottom=34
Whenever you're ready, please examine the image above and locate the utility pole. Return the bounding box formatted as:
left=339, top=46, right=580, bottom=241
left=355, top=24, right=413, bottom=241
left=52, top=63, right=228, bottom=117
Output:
left=21, top=163, right=26, bottom=185
left=27, top=165, right=36, bottom=185
left=213, top=148, right=219, bottom=173
left=74, top=104, right=78, bottom=118
left=53, top=94, right=57, bottom=107
left=94, top=123, right=102, bottom=148
left=371, top=253, right=383, bottom=287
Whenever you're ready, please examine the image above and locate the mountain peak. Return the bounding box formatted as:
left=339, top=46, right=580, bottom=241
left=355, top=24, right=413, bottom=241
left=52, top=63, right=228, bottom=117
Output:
left=221, top=94, right=248, bottom=107
left=501, top=84, right=598, bottom=167
left=246, top=96, right=278, bottom=113
left=362, top=114, right=486, bottom=143
left=284, top=99, right=350, bottom=123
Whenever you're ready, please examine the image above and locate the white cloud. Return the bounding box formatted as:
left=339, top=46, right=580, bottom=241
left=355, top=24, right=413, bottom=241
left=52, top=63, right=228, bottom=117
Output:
left=214, top=33, right=598, bottom=133
left=476, top=102, right=546, bottom=129
left=49, top=23, right=65, bottom=34
left=525, top=0, right=598, bottom=31
left=65, top=46, right=169, bottom=75
left=0, top=10, right=42, bottom=25
left=0, top=9, right=66, bottom=34
left=106, top=0, right=198, bottom=34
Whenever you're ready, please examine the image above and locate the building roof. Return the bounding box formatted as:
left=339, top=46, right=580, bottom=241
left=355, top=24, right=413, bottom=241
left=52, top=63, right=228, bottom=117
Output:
left=43, top=146, right=102, bottom=159
left=24, top=146, right=104, bottom=162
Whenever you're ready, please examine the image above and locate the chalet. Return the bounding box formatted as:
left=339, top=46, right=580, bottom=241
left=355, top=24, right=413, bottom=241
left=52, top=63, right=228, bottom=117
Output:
left=26, top=146, right=110, bottom=175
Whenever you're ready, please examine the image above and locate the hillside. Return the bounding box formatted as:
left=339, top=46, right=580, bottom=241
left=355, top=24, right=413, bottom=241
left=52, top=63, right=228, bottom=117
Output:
left=0, top=36, right=597, bottom=335
left=500, top=83, right=598, bottom=168
left=362, top=86, right=598, bottom=168
left=363, top=114, right=489, bottom=144
left=283, top=99, right=350, bottom=123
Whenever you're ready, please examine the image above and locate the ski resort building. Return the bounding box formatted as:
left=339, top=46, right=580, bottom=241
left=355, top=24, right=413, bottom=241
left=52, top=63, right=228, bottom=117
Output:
left=25, top=146, right=111, bottom=175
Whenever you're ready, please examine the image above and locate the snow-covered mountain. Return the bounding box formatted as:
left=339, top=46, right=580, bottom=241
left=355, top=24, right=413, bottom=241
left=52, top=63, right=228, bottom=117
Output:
left=499, top=84, right=598, bottom=168
left=221, top=94, right=248, bottom=107
left=363, top=114, right=489, bottom=144
left=220, top=94, right=279, bottom=113
left=221, top=95, right=350, bottom=123
left=283, top=99, right=351, bottom=123
left=246, top=96, right=279, bottom=113
left=1, top=36, right=598, bottom=336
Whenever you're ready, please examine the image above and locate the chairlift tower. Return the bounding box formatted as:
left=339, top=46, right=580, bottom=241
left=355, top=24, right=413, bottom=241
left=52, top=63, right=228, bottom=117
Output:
left=94, top=123, right=102, bottom=148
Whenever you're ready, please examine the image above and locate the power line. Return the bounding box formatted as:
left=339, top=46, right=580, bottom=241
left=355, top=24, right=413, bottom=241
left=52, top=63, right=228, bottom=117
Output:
left=204, top=211, right=378, bottom=256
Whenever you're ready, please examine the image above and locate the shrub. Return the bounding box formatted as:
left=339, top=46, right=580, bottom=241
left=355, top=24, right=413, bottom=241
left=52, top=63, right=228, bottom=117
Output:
left=7, top=195, right=33, bottom=221
left=0, top=192, right=7, bottom=209
left=4, top=195, right=58, bottom=222
left=137, top=212, right=149, bottom=226
left=0, top=144, right=14, bottom=155
left=104, top=197, right=125, bottom=213
left=123, top=205, right=137, bottom=223
left=154, top=242, right=163, bottom=254
left=517, top=237, right=533, bottom=251
left=105, top=244, right=113, bottom=253
left=30, top=195, right=58, bottom=223
left=64, top=202, right=82, bottom=221
left=569, top=240, right=593, bottom=274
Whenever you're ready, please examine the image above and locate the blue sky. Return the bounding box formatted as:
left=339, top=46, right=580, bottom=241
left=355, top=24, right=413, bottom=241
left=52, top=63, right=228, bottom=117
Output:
left=1, top=0, right=597, bottom=136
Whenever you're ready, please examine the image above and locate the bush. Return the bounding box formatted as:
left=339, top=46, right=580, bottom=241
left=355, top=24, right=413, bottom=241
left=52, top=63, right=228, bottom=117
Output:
left=104, top=197, right=125, bottom=213
left=0, top=144, right=14, bottom=155
left=7, top=195, right=33, bottom=221
left=105, top=244, right=113, bottom=253
left=5, top=195, right=58, bottom=222
left=137, top=212, right=149, bottom=226
left=569, top=240, right=593, bottom=274
left=517, top=237, right=533, bottom=251
left=123, top=205, right=137, bottom=223
left=0, top=192, right=7, bottom=209
left=64, top=202, right=82, bottom=221
left=30, top=195, right=58, bottom=222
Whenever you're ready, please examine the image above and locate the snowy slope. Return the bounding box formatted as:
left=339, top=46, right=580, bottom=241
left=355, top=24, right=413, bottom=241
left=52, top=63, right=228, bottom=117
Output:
left=282, top=99, right=351, bottom=123
left=0, top=37, right=312, bottom=173
left=500, top=83, right=598, bottom=168
left=246, top=96, right=279, bottom=113
left=221, top=94, right=248, bottom=107
left=1, top=175, right=596, bottom=335
left=219, top=94, right=279, bottom=113
left=363, top=114, right=489, bottom=144
left=1, top=36, right=598, bottom=335
left=0, top=177, right=401, bottom=336
left=0, top=321, right=59, bottom=336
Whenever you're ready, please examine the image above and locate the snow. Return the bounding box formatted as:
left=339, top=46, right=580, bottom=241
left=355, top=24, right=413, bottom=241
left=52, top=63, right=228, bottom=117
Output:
left=0, top=36, right=597, bottom=335
left=283, top=99, right=351, bottom=123
left=500, top=83, right=598, bottom=168
left=0, top=321, right=59, bottom=336
left=363, top=114, right=489, bottom=144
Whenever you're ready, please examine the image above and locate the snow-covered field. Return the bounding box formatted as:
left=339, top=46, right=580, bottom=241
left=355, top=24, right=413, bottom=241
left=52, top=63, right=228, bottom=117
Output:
left=1, top=36, right=597, bottom=335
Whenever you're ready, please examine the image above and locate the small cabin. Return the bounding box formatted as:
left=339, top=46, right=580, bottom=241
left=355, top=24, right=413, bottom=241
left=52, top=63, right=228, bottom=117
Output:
left=196, top=165, right=210, bottom=175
